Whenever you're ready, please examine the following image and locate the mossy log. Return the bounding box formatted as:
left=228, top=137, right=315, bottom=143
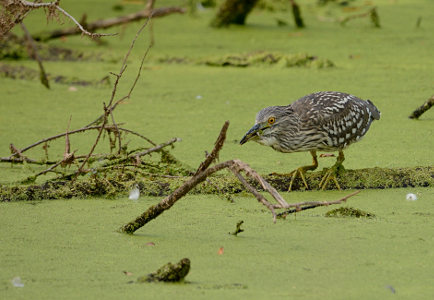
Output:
left=137, top=258, right=190, bottom=283
left=1, top=166, right=432, bottom=202
left=211, top=0, right=259, bottom=27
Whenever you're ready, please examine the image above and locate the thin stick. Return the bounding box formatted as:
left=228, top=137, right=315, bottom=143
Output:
left=109, top=110, right=122, bottom=154
left=32, top=6, right=185, bottom=41
left=75, top=104, right=109, bottom=178
left=341, top=7, right=380, bottom=28
left=232, top=160, right=289, bottom=208
left=20, top=22, right=50, bottom=89
left=134, top=138, right=180, bottom=158
left=231, top=170, right=277, bottom=222
left=86, top=24, right=153, bottom=127
left=19, top=0, right=116, bottom=38
left=276, top=190, right=361, bottom=218
left=7, top=125, right=155, bottom=158
left=194, top=121, right=229, bottom=176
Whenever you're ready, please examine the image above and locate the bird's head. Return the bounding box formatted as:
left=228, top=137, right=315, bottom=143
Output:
left=240, top=105, right=295, bottom=146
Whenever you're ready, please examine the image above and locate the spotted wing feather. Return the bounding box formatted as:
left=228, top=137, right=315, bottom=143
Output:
left=291, top=91, right=380, bottom=150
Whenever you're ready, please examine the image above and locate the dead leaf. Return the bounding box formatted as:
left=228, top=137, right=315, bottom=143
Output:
left=145, top=242, right=155, bottom=246
left=320, top=153, right=335, bottom=158
left=217, top=247, right=224, bottom=255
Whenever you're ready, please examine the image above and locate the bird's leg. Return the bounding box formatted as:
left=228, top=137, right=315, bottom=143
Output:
left=288, top=150, right=318, bottom=191
left=319, top=150, right=345, bottom=190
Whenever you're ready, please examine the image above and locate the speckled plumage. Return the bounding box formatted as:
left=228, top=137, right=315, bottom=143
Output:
left=244, top=91, right=380, bottom=153
left=240, top=91, right=381, bottom=190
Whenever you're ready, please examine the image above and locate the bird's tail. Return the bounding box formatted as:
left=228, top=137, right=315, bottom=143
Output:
left=367, top=100, right=381, bottom=120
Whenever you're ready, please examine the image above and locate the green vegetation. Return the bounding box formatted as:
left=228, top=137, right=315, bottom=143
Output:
left=325, top=206, right=375, bottom=218
left=1, top=189, right=434, bottom=298
left=0, top=0, right=433, bottom=298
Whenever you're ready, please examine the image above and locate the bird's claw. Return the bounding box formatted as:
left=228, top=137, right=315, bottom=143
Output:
left=288, top=168, right=309, bottom=191
left=319, top=166, right=342, bottom=190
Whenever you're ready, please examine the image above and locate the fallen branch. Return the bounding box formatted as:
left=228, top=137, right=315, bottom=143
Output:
left=0, top=0, right=116, bottom=39
left=276, top=190, right=361, bottom=218
left=33, top=6, right=185, bottom=41
left=194, top=122, right=229, bottom=176
left=121, top=121, right=233, bottom=233
left=409, top=95, right=434, bottom=119
left=4, top=125, right=156, bottom=159
left=120, top=122, right=359, bottom=234
left=340, top=7, right=380, bottom=28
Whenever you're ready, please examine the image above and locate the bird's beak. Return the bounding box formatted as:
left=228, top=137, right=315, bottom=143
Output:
left=240, top=123, right=268, bottom=145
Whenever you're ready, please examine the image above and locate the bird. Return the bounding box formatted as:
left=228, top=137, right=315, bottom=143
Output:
left=240, top=91, right=380, bottom=190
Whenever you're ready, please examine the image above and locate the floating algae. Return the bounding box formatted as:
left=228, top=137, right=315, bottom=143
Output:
left=325, top=207, right=375, bottom=218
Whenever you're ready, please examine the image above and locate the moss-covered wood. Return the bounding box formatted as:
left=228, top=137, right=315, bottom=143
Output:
left=409, top=95, right=434, bottom=119
left=137, top=258, right=191, bottom=283
left=1, top=166, right=432, bottom=202
left=211, top=0, right=259, bottom=27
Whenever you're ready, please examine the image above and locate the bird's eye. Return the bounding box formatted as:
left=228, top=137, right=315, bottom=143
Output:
left=268, top=117, right=276, bottom=125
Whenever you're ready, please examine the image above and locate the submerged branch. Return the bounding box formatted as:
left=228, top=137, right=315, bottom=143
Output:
left=276, top=190, right=361, bottom=218
left=120, top=122, right=363, bottom=234
left=409, top=95, right=434, bottom=119
left=33, top=6, right=185, bottom=41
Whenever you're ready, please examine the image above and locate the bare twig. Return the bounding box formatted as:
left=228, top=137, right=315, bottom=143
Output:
left=120, top=122, right=359, bottom=234
left=5, top=125, right=156, bottom=159
left=32, top=6, right=185, bottom=41
left=17, top=0, right=116, bottom=39
left=231, top=170, right=277, bottom=222
left=86, top=20, right=153, bottom=128
left=26, top=149, right=77, bottom=182
left=134, top=138, right=181, bottom=158
left=409, top=95, right=434, bottom=119
left=231, top=160, right=289, bottom=208
left=194, top=121, right=229, bottom=176
left=341, top=7, right=380, bottom=28
left=20, top=22, right=50, bottom=89
left=276, top=190, right=361, bottom=218
left=75, top=104, right=109, bottom=178
left=61, top=116, right=75, bottom=167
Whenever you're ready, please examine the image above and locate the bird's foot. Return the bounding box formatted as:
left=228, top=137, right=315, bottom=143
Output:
left=288, top=167, right=310, bottom=191
left=318, top=165, right=344, bottom=190
left=269, top=168, right=310, bottom=191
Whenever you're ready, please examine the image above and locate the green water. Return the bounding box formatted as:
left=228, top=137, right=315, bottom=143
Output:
left=1, top=189, right=433, bottom=299
left=1, top=0, right=433, bottom=298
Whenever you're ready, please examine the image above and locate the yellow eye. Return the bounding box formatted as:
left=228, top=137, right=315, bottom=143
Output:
left=268, top=117, right=276, bottom=125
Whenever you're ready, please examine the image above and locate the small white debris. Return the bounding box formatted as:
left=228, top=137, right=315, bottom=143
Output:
left=406, top=193, right=417, bottom=201
left=68, top=86, right=78, bottom=92
left=129, top=185, right=140, bottom=201
left=196, top=95, right=203, bottom=100
left=11, top=277, right=24, bottom=288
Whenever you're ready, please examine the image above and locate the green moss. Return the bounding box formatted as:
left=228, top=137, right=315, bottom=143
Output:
left=137, top=258, right=191, bottom=283
left=325, top=206, right=375, bottom=218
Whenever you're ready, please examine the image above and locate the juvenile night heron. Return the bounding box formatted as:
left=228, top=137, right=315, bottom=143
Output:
left=240, top=91, right=380, bottom=190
